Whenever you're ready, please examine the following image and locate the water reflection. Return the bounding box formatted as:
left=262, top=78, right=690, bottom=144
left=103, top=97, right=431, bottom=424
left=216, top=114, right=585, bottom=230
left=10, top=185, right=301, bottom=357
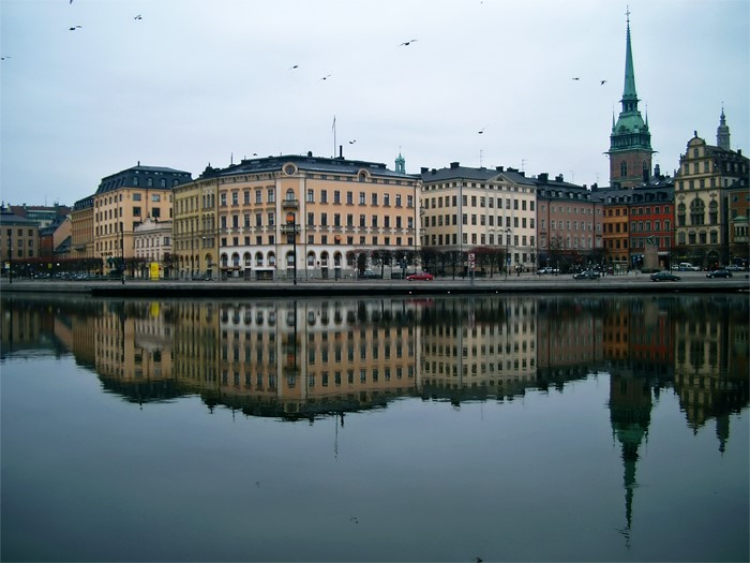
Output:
left=1, top=294, right=748, bottom=561
left=1, top=295, right=747, bottom=427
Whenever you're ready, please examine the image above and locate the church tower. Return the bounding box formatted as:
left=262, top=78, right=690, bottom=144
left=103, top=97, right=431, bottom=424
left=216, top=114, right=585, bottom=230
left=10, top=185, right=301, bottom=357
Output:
left=716, top=106, right=731, bottom=150
left=606, top=11, right=654, bottom=188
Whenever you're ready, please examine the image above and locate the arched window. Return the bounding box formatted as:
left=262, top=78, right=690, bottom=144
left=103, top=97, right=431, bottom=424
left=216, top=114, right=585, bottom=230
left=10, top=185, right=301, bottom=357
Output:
left=268, top=252, right=276, bottom=267
left=220, top=253, right=228, bottom=267
left=677, top=203, right=687, bottom=227
left=255, top=252, right=264, bottom=267
left=307, top=252, right=315, bottom=267
left=285, top=189, right=295, bottom=201
left=243, top=252, right=252, bottom=267
left=708, top=201, right=718, bottom=225
left=689, top=199, right=705, bottom=226
left=334, top=252, right=342, bottom=267
left=320, top=251, right=329, bottom=266
left=232, top=253, right=240, bottom=267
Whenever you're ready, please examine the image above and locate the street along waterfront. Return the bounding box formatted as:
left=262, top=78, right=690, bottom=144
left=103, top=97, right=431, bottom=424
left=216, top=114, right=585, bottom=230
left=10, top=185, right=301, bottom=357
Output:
left=1, top=294, right=748, bottom=562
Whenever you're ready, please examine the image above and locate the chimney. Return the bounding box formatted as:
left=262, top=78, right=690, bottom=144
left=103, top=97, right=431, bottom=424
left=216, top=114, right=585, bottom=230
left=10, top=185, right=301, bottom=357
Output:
left=555, top=174, right=564, bottom=182
left=339, top=145, right=343, bottom=158
left=495, top=166, right=504, bottom=172
left=450, top=162, right=460, bottom=169
left=539, top=173, right=548, bottom=183
left=420, top=167, right=428, bottom=174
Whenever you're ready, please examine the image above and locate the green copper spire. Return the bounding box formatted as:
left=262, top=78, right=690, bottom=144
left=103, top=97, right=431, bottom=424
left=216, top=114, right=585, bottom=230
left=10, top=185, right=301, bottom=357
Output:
left=607, top=8, right=653, bottom=187
left=621, top=10, right=638, bottom=110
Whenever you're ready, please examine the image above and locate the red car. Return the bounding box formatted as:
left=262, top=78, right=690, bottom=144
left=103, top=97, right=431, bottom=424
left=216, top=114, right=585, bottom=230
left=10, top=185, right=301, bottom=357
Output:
left=406, top=272, right=434, bottom=281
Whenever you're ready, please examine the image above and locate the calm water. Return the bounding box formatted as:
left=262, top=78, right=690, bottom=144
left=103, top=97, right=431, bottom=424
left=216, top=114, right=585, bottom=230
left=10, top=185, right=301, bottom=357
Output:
left=1, top=294, right=748, bottom=562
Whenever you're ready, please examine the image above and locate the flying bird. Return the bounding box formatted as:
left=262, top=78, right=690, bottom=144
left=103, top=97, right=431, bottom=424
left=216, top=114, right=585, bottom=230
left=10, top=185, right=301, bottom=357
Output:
left=1, top=56, right=10, bottom=61
left=69, top=25, right=82, bottom=30
left=134, top=14, right=142, bottom=20
left=321, top=74, right=331, bottom=80
left=348, top=140, right=356, bottom=144
left=600, top=79, right=607, bottom=85
left=288, top=64, right=298, bottom=70
left=399, top=39, right=418, bottom=46
left=478, top=127, right=486, bottom=134
left=572, top=77, right=580, bottom=81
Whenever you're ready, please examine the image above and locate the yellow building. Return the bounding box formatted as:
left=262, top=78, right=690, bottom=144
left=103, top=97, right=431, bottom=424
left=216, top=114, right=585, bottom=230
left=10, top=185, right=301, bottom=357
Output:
left=172, top=175, right=219, bottom=279
left=71, top=196, right=95, bottom=262
left=174, top=152, right=420, bottom=281
left=93, top=163, right=192, bottom=274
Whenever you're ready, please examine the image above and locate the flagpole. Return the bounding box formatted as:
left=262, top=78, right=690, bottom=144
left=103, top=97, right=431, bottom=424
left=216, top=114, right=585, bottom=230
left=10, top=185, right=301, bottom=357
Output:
left=332, top=115, right=336, bottom=157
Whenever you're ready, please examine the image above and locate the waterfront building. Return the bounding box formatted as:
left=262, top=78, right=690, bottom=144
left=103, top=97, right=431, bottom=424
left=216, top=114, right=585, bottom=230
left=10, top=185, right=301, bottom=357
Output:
left=673, top=115, right=749, bottom=268
left=0, top=207, right=40, bottom=277
left=133, top=217, right=174, bottom=279
left=92, top=162, right=192, bottom=274
left=175, top=152, right=420, bottom=281
left=534, top=173, right=604, bottom=271
left=71, top=195, right=95, bottom=263
left=606, top=13, right=654, bottom=189
left=419, top=163, right=537, bottom=275
left=172, top=173, right=219, bottom=279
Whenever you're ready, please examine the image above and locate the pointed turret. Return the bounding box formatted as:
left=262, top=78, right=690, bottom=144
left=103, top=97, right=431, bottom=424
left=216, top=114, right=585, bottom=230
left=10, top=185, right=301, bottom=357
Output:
left=716, top=106, right=731, bottom=151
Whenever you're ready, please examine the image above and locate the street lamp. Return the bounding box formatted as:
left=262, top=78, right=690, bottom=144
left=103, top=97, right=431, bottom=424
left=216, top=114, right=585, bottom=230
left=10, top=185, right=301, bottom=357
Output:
left=286, top=212, right=297, bottom=285
left=505, top=227, right=512, bottom=281
left=8, top=226, right=12, bottom=284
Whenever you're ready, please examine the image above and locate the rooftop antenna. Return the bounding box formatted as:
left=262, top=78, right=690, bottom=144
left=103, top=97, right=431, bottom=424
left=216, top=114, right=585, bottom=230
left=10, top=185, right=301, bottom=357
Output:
left=479, top=149, right=483, bottom=167
left=521, top=159, right=526, bottom=172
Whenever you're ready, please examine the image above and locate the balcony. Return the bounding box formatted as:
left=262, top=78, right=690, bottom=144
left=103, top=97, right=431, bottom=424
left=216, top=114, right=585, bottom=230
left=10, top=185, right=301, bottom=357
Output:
left=282, top=198, right=299, bottom=210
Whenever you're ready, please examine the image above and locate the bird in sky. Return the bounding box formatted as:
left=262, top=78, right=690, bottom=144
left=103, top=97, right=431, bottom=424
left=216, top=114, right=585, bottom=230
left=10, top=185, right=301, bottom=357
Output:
left=134, top=14, right=143, bottom=20
left=321, top=74, right=331, bottom=80
left=572, top=77, right=580, bottom=81
left=478, top=127, right=486, bottom=134
left=600, top=79, right=607, bottom=85
left=69, top=0, right=73, bottom=3
left=69, top=25, right=82, bottom=31
left=399, top=39, right=418, bottom=46
left=1, top=56, right=10, bottom=61
left=349, top=140, right=356, bottom=144
left=288, top=64, right=298, bottom=70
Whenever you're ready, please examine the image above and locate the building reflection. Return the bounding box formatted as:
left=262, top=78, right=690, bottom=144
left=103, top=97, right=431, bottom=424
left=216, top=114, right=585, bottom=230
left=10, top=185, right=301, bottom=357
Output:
left=1, top=294, right=747, bottom=430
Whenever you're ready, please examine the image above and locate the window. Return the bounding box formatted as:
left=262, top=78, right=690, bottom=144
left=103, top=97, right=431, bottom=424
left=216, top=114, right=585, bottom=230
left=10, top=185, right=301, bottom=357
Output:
left=359, top=192, right=366, bottom=205
left=395, top=194, right=402, bottom=207
left=267, top=188, right=275, bottom=203
left=232, top=192, right=239, bottom=206
left=384, top=194, right=390, bottom=206
left=307, top=189, right=314, bottom=203
left=334, top=191, right=341, bottom=204
left=321, top=190, right=328, bottom=204
left=133, top=193, right=142, bottom=201
left=347, top=192, right=353, bottom=205
left=152, top=194, right=161, bottom=202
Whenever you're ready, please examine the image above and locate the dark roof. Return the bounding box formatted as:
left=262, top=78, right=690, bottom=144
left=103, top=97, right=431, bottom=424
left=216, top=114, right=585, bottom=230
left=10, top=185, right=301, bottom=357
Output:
left=0, top=212, right=39, bottom=226
left=200, top=153, right=416, bottom=181
left=96, top=164, right=193, bottom=195
left=420, top=163, right=536, bottom=186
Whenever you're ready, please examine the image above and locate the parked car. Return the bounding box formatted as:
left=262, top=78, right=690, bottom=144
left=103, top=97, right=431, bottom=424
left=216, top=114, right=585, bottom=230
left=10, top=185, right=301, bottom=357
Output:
left=677, top=262, right=701, bottom=271
left=572, top=270, right=601, bottom=280
left=650, top=271, right=681, bottom=282
left=706, top=269, right=733, bottom=279
left=724, top=265, right=743, bottom=271
left=537, top=267, right=559, bottom=275
left=358, top=270, right=382, bottom=279
left=406, top=272, right=434, bottom=281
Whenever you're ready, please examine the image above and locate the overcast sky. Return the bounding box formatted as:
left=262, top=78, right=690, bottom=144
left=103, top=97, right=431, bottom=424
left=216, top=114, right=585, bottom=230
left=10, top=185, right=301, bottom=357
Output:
left=1, top=0, right=747, bottom=207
